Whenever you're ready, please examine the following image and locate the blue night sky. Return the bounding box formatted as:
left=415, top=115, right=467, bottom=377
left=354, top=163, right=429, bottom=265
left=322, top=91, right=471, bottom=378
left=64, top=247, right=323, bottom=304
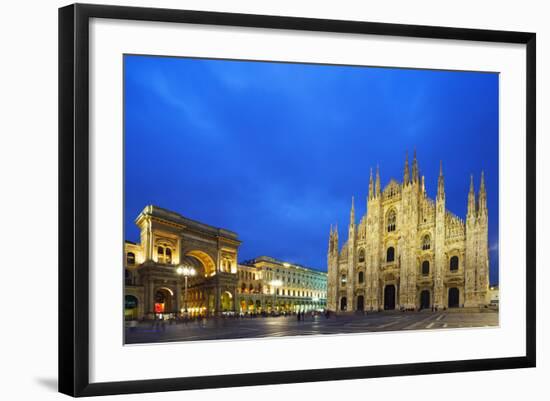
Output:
left=124, top=55, right=499, bottom=285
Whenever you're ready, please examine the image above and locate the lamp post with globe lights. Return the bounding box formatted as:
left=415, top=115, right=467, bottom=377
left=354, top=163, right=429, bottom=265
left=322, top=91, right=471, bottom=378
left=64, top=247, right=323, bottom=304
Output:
left=176, top=265, right=196, bottom=316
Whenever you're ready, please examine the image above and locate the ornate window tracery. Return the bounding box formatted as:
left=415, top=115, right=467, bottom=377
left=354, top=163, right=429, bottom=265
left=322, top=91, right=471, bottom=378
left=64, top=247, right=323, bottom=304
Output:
left=387, top=209, right=397, bottom=232
left=422, top=235, right=431, bottom=250
left=358, top=248, right=365, bottom=263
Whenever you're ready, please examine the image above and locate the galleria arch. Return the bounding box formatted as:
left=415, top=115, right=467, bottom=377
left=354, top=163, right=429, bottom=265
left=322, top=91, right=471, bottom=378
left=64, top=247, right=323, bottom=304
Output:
left=124, top=205, right=241, bottom=318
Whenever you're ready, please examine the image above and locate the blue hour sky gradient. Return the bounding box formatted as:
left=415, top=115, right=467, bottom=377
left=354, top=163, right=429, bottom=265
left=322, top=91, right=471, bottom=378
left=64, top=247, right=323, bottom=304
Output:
left=124, top=55, right=499, bottom=285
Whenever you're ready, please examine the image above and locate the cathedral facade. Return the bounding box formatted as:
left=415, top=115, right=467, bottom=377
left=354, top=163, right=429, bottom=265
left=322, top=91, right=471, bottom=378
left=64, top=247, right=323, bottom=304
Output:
left=327, top=152, right=490, bottom=312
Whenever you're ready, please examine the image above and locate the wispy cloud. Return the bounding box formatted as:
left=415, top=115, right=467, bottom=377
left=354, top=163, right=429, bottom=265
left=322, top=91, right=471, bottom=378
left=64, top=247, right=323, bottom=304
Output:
left=151, top=70, right=219, bottom=135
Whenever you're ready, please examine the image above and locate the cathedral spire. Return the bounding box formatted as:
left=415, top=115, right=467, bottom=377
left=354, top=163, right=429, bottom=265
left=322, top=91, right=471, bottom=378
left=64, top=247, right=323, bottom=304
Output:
left=467, top=174, right=476, bottom=217
left=478, top=171, right=487, bottom=214
left=368, top=167, right=374, bottom=199
left=350, top=196, right=355, bottom=226
left=328, top=224, right=333, bottom=251
left=437, top=160, right=445, bottom=200
left=375, top=164, right=381, bottom=197
left=412, top=148, right=419, bottom=182
left=403, top=151, right=410, bottom=186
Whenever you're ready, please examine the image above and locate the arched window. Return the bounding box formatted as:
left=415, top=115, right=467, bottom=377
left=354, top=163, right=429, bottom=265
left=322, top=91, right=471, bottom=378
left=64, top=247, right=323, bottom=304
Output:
left=341, top=274, right=347, bottom=285
left=165, top=248, right=172, bottom=263
left=386, top=247, right=395, bottom=262
left=387, top=210, right=396, bottom=232
left=126, top=252, right=135, bottom=265
left=358, top=249, right=365, bottom=263
left=422, top=235, right=431, bottom=250
left=157, top=246, right=164, bottom=263
left=422, top=261, right=430, bottom=275
left=358, top=271, right=364, bottom=284
left=450, top=256, right=459, bottom=271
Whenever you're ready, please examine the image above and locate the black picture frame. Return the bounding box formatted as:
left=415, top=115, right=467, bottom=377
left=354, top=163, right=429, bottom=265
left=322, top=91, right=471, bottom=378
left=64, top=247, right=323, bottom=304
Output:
left=59, top=3, right=536, bottom=397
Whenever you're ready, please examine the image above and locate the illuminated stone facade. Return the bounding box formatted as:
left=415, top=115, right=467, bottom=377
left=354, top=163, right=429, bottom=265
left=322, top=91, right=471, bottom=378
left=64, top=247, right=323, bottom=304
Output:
left=124, top=205, right=241, bottom=319
left=124, top=207, right=327, bottom=319
left=236, top=256, right=327, bottom=314
left=327, top=153, right=490, bottom=312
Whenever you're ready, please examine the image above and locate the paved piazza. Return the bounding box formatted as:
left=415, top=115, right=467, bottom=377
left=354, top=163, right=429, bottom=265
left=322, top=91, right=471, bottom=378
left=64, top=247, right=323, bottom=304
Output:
left=125, top=310, right=498, bottom=344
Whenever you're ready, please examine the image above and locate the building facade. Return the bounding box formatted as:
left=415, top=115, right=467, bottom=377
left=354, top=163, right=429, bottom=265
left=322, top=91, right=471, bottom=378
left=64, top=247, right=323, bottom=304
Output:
left=327, top=153, right=490, bottom=312
left=124, top=206, right=327, bottom=320
left=124, top=205, right=241, bottom=320
left=236, top=256, right=327, bottom=314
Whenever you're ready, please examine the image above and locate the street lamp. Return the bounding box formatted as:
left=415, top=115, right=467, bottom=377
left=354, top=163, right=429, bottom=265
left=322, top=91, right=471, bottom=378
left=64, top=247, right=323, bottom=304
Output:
left=270, top=279, right=283, bottom=314
left=176, top=265, right=196, bottom=315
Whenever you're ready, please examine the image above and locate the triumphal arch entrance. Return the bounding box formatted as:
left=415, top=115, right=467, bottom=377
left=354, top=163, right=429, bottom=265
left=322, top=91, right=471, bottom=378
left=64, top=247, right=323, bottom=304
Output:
left=124, top=205, right=241, bottom=319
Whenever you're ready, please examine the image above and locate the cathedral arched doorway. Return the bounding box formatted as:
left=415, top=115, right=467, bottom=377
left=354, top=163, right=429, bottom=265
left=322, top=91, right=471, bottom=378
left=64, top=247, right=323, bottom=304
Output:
left=448, top=287, right=459, bottom=308
left=340, top=297, right=347, bottom=311
left=384, top=285, right=396, bottom=310
left=420, top=290, right=430, bottom=310
left=356, top=295, right=364, bottom=311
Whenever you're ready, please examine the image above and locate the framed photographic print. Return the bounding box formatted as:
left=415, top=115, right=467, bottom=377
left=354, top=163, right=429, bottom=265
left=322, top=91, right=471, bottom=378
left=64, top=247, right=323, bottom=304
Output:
left=58, top=3, right=536, bottom=397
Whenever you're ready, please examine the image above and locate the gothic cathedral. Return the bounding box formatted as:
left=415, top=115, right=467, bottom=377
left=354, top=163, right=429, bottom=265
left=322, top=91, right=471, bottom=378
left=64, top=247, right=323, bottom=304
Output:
left=327, top=152, right=490, bottom=312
